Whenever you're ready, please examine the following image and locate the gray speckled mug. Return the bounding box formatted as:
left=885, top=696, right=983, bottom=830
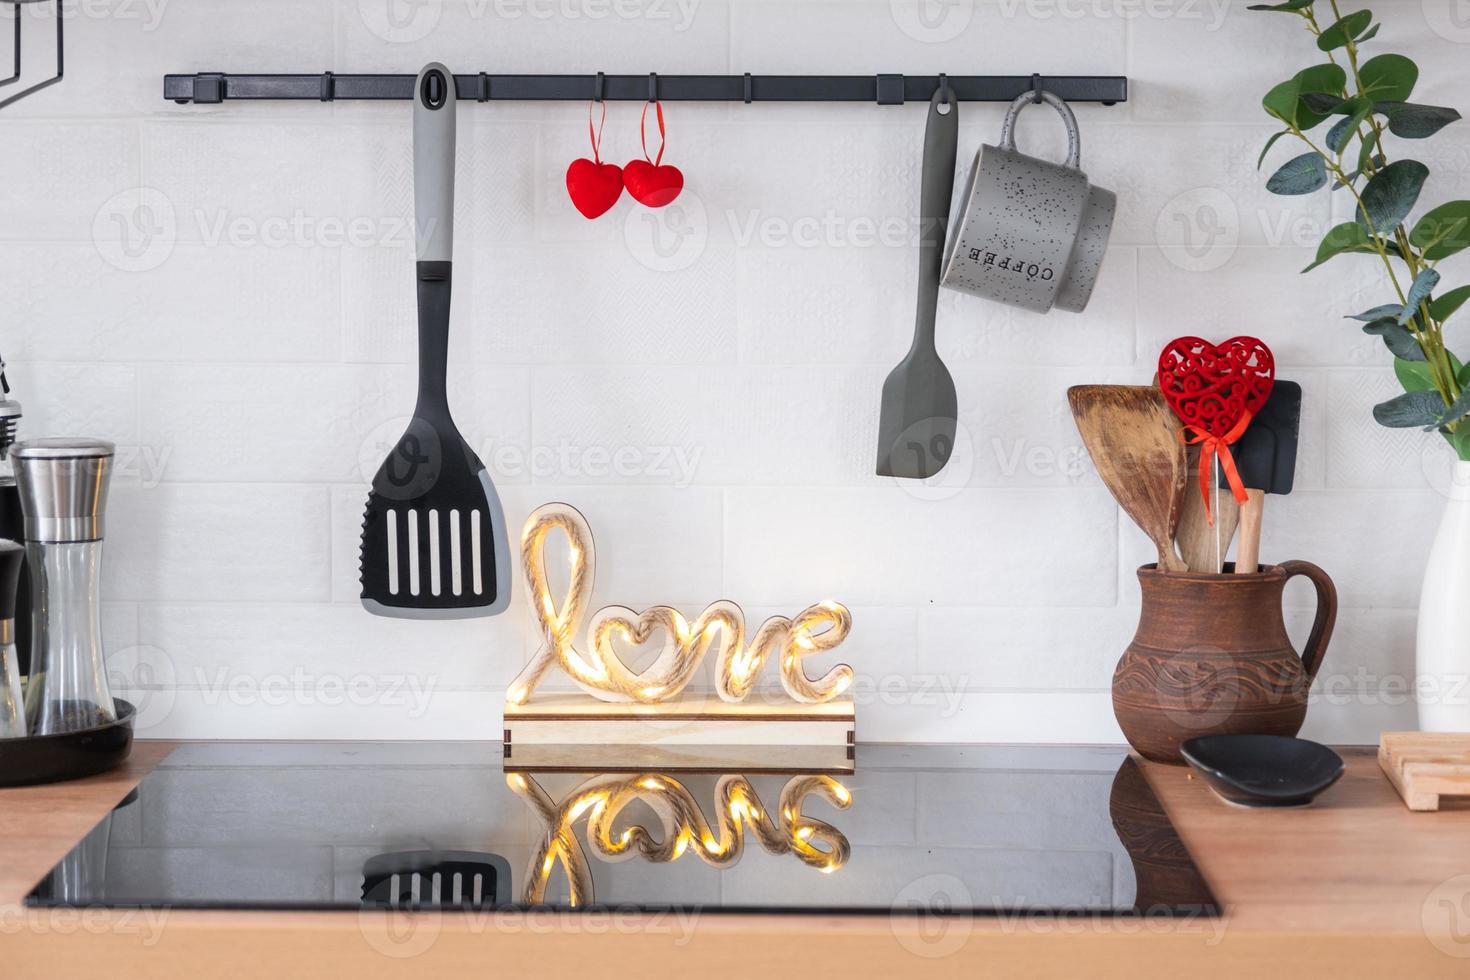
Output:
left=941, top=90, right=1115, bottom=314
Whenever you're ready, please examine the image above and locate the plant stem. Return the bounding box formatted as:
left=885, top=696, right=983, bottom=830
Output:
left=1316, top=1, right=1460, bottom=405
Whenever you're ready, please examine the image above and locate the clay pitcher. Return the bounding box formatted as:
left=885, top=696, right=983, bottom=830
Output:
left=1113, top=561, right=1337, bottom=764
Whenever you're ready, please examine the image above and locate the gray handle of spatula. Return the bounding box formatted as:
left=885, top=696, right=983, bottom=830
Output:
left=914, top=88, right=958, bottom=349
left=414, top=62, right=457, bottom=263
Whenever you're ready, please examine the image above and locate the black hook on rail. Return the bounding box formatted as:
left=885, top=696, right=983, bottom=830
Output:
left=647, top=71, right=658, bottom=103
left=1031, top=72, right=1044, bottom=103
left=593, top=70, right=604, bottom=103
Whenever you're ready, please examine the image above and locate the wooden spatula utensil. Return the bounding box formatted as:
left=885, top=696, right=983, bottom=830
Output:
left=1176, top=445, right=1240, bottom=573
left=1068, top=385, right=1188, bottom=573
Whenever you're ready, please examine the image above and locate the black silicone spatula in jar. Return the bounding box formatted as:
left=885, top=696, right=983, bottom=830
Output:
left=1224, top=380, right=1302, bottom=574
left=359, top=63, right=511, bottom=618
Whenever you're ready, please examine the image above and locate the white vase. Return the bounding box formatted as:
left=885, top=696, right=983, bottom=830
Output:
left=1417, top=459, right=1470, bottom=732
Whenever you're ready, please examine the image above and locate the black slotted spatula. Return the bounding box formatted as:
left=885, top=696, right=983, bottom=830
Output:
left=1222, top=380, right=1301, bottom=574
left=360, top=63, right=511, bottom=619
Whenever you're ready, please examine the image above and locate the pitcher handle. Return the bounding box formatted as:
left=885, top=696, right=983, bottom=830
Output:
left=1278, top=560, right=1338, bottom=680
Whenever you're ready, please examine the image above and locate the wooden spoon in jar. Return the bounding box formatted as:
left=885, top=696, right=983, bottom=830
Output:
left=1068, top=385, right=1188, bottom=573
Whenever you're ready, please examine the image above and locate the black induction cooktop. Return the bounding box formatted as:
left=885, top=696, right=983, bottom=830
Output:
left=26, top=743, right=1217, bottom=920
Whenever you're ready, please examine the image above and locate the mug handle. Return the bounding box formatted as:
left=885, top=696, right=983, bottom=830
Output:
left=1278, top=560, right=1338, bottom=681
left=999, top=90, right=1081, bottom=170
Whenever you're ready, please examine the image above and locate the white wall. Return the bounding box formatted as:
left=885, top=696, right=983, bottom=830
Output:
left=4, top=0, right=1468, bottom=743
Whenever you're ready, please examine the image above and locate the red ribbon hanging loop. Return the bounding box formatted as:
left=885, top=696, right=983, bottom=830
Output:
left=587, top=99, right=607, bottom=164
left=640, top=100, right=667, bottom=166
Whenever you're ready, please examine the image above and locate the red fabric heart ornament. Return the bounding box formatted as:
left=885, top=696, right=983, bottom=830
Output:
left=566, top=158, right=624, bottom=219
left=1157, top=336, right=1275, bottom=523
left=624, top=100, right=683, bottom=208
left=623, top=158, right=684, bottom=207
left=1157, top=336, right=1276, bottom=439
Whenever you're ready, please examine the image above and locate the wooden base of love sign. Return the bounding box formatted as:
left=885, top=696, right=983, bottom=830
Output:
left=502, top=503, right=856, bottom=764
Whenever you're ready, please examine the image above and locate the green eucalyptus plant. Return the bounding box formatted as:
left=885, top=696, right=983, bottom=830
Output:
left=1253, top=0, right=1470, bottom=458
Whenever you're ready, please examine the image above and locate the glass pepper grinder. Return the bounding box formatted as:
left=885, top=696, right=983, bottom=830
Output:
left=14, top=438, right=117, bottom=736
left=0, top=539, right=25, bottom=738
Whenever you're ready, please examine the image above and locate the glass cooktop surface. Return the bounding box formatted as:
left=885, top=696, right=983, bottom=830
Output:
left=26, top=743, right=1217, bottom=920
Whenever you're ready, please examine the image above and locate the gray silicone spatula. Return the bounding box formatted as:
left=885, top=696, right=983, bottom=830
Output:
left=359, top=63, right=511, bottom=619
left=877, top=88, right=958, bottom=479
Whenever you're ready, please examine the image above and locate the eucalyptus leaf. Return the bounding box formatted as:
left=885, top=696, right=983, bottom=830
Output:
left=1443, top=426, right=1470, bottom=460
left=1378, top=101, right=1461, bottom=138
left=1357, top=130, right=1380, bottom=171
left=1246, top=0, right=1315, bottom=9
left=1257, top=129, right=1291, bottom=169
left=1399, top=269, right=1441, bottom=324
left=1327, top=96, right=1373, bottom=154
left=1431, top=285, right=1470, bottom=323
left=1459, top=360, right=1470, bottom=390
left=1359, top=53, right=1418, bottom=102
left=1374, top=389, right=1447, bottom=428
left=1299, top=92, right=1347, bottom=115
left=1397, top=357, right=1437, bottom=392
left=1348, top=303, right=1404, bottom=322
left=1302, top=221, right=1374, bottom=271
left=1405, top=204, right=1470, bottom=264
left=1317, top=9, right=1373, bottom=50
left=1358, top=22, right=1380, bottom=43
left=1410, top=202, right=1470, bottom=260
left=1440, top=386, right=1470, bottom=428
left=1356, top=159, right=1429, bottom=232
left=1294, top=64, right=1349, bottom=128
left=1268, top=152, right=1329, bottom=195
left=1263, top=77, right=1302, bottom=125
left=1364, top=318, right=1427, bottom=360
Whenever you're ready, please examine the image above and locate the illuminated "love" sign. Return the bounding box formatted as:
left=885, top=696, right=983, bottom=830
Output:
left=505, top=503, right=854, bottom=706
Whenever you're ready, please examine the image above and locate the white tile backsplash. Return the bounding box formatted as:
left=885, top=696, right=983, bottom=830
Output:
left=3, top=0, right=1460, bottom=743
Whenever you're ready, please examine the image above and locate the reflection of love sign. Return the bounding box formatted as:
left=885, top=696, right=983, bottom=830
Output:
left=510, top=771, right=851, bottom=906
left=506, top=503, right=854, bottom=706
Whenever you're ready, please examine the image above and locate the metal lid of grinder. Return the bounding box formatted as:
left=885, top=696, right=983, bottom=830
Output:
left=13, top=438, right=115, bottom=543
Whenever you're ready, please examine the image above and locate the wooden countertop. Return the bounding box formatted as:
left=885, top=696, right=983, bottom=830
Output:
left=5, top=742, right=1469, bottom=978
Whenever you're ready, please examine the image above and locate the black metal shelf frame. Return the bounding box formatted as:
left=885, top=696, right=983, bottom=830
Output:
left=1, top=0, right=65, bottom=112
left=164, top=71, right=1127, bottom=107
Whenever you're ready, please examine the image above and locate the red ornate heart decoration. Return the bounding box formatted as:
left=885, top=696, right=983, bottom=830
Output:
left=566, top=158, right=624, bottom=220
left=1157, top=336, right=1275, bottom=525
left=1157, top=336, right=1275, bottom=439
left=622, top=159, right=684, bottom=207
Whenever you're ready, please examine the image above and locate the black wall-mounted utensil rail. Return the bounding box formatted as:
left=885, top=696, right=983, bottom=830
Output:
left=164, top=71, right=1126, bottom=107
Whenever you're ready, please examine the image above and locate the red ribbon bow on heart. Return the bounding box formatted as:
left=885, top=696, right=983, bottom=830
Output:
left=1157, top=336, right=1275, bottom=525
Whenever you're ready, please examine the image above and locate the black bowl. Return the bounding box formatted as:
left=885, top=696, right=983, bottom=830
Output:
left=1180, top=734, right=1344, bottom=808
left=0, top=699, right=135, bottom=787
